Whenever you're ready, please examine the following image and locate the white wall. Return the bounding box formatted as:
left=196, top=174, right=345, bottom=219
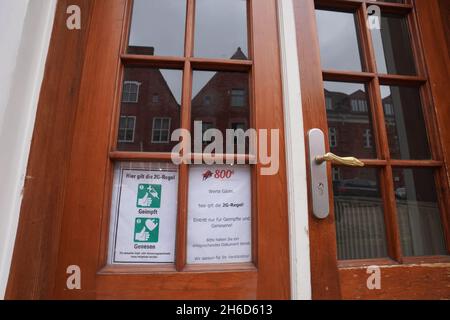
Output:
left=0, top=0, right=56, bottom=299
left=278, top=0, right=312, bottom=300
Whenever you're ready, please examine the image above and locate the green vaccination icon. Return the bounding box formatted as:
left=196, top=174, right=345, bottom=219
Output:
left=134, top=218, right=159, bottom=243
left=136, top=184, right=161, bottom=208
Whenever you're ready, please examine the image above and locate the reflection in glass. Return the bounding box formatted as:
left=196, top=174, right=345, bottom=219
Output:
left=324, top=82, right=377, bottom=159
left=191, top=71, right=250, bottom=154
left=128, top=0, right=186, bottom=56
left=371, top=15, right=416, bottom=75
left=381, top=86, right=431, bottom=159
left=117, top=67, right=182, bottom=153
left=334, top=168, right=388, bottom=260
left=315, top=10, right=364, bottom=71
left=393, top=169, right=446, bottom=256
left=194, top=0, right=249, bottom=60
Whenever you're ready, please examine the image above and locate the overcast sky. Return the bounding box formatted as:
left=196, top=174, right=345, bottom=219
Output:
left=129, top=0, right=248, bottom=101
left=316, top=9, right=390, bottom=98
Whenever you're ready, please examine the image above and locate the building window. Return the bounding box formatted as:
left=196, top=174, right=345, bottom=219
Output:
left=231, top=89, right=246, bottom=107
left=122, top=81, right=141, bottom=103
left=329, top=127, right=338, bottom=148
left=384, top=103, right=394, bottom=116
left=351, top=99, right=368, bottom=113
left=152, top=117, right=171, bottom=143
left=364, top=129, right=373, bottom=148
left=118, top=116, right=136, bottom=142
left=231, top=122, right=247, bottom=144
left=325, top=97, right=333, bottom=110
left=152, top=94, right=160, bottom=104
left=202, top=121, right=214, bottom=143
left=203, top=95, right=212, bottom=106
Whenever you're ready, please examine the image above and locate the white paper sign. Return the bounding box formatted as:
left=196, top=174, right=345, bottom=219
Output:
left=187, top=165, right=252, bottom=264
left=108, top=163, right=178, bottom=264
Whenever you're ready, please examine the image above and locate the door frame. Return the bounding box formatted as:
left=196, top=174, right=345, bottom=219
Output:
left=6, top=0, right=291, bottom=300
left=295, top=0, right=450, bottom=299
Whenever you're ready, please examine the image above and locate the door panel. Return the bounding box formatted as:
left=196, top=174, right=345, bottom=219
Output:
left=7, top=0, right=290, bottom=300
left=295, top=0, right=450, bottom=299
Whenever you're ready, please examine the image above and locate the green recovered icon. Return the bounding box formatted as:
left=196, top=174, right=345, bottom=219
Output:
left=136, top=184, right=161, bottom=208
left=134, top=218, right=159, bottom=243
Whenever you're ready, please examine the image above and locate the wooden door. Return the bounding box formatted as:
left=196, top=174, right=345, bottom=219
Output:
left=295, top=0, right=450, bottom=299
left=6, top=0, right=290, bottom=300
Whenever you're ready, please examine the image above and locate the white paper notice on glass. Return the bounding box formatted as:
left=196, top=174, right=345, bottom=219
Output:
left=108, top=162, right=178, bottom=264
left=187, top=165, right=252, bottom=265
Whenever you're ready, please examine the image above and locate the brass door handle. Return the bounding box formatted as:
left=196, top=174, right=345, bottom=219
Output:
left=315, top=152, right=365, bottom=167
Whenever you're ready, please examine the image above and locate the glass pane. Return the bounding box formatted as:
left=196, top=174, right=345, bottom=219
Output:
left=315, top=10, right=364, bottom=71
left=191, top=71, right=250, bottom=154
left=381, top=86, right=431, bottom=159
left=117, top=67, right=182, bottom=152
left=324, top=82, right=377, bottom=159
left=371, top=14, right=416, bottom=75
left=187, top=165, right=252, bottom=264
left=108, top=162, right=179, bottom=264
left=393, top=168, right=446, bottom=256
left=334, top=168, right=388, bottom=260
left=128, top=0, right=186, bottom=56
left=194, top=0, right=249, bottom=60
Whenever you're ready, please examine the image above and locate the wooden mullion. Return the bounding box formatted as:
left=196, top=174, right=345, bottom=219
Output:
left=382, top=165, right=404, bottom=262
left=322, top=70, right=375, bottom=82
left=190, top=58, right=252, bottom=72
left=378, top=74, right=427, bottom=86
left=120, top=54, right=186, bottom=69
left=185, top=0, right=195, bottom=58
left=390, top=160, right=444, bottom=167
left=316, top=0, right=412, bottom=13
left=175, top=0, right=195, bottom=272
left=315, top=0, right=362, bottom=11
left=109, top=151, right=179, bottom=162
left=360, top=2, right=404, bottom=262
left=366, top=1, right=413, bottom=15
left=189, top=153, right=256, bottom=164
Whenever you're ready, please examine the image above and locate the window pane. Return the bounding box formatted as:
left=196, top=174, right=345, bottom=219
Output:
left=187, top=165, right=252, bottom=264
left=162, top=119, right=170, bottom=130
left=119, top=117, right=127, bottom=129
left=381, top=86, right=431, bottom=159
left=152, top=131, right=161, bottom=143
left=154, top=118, right=162, bottom=130
left=393, top=168, right=446, bottom=256
left=118, top=129, right=126, bottom=141
left=194, top=0, right=249, bottom=60
left=125, top=130, right=134, bottom=142
left=192, top=71, right=250, bottom=154
left=315, top=10, right=364, bottom=71
left=371, top=14, right=416, bottom=75
left=128, top=0, right=186, bottom=56
left=334, top=168, right=388, bottom=260
left=108, top=162, right=179, bottom=264
left=324, top=82, right=377, bottom=159
left=117, top=67, right=182, bottom=152
left=231, top=89, right=246, bottom=107
left=127, top=117, right=135, bottom=129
